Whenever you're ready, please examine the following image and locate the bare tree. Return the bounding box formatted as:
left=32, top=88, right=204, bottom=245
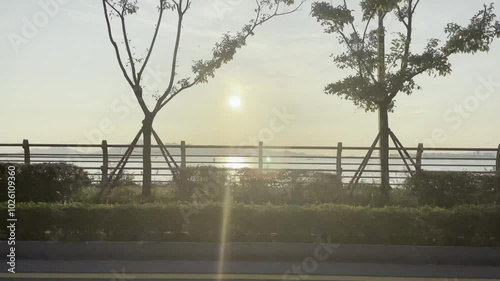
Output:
left=100, top=0, right=304, bottom=198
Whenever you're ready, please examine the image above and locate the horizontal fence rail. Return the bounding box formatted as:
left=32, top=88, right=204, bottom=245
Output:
left=0, top=140, right=499, bottom=186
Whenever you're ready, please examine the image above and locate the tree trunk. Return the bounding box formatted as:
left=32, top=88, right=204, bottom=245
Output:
left=379, top=102, right=391, bottom=202
left=142, top=114, right=153, bottom=199
left=377, top=11, right=390, bottom=203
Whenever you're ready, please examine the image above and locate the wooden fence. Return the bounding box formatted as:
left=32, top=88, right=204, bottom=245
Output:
left=0, top=140, right=499, bottom=186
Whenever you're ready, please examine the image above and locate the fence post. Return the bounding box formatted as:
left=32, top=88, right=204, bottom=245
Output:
left=496, top=144, right=500, bottom=175
left=336, top=142, right=343, bottom=178
left=496, top=144, right=500, bottom=204
left=416, top=143, right=424, bottom=172
left=100, top=140, right=108, bottom=186
left=258, top=141, right=263, bottom=171
left=22, top=139, right=30, bottom=165
left=180, top=141, right=186, bottom=169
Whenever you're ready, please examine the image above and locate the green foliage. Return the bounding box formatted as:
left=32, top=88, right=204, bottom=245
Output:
left=288, top=170, right=344, bottom=203
left=191, top=0, right=303, bottom=85
left=100, top=186, right=142, bottom=204
left=310, top=2, right=354, bottom=33
left=0, top=163, right=91, bottom=203
left=233, top=169, right=345, bottom=204
left=444, top=4, right=500, bottom=55
left=231, top=169, right=289, bottom=204
left=74, top=185, right=177, bottom=204
left=72, top=186, right=99, bottom=203
left=360, top=0, right=400, bottom=15
left=176, top=167, right=420, bottom=206
left=2, top=202, right=499, bottom=246
left=404, top=171, right=499, bottom=207
left=176, top=167, right=344, bottom=204
left=178, top=166, right=228, bottom=201
left=112, top=172, right=139, bottom=187
left=38, top=165, right=495, bottom=208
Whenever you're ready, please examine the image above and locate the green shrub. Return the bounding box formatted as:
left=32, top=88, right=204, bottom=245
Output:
left=72, top=186, right=99, bottom=203
left=178, top=166, right=228, bottom=201
left=112, top=172, right=139, bottom=187
left=2, top=202, right=499, bottom=246
left=0, top=163, right=91, bottom=202
left=73, top=185, right=177, bottom=204
left=102, top=186, right=142, bottom=204
left=277, top=170, right=344, bottom=204
left=404, top=171, right=498, bottom=207
left=31, top=164, right=494, bottom=208
left=231, top=169, right=289, bottom=204
left=177, top=167, right=344, bottom=204
left=144, top=166, right=420, bottom=206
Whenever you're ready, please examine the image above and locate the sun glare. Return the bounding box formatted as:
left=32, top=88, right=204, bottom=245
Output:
left=228, top=96, right=242, bottom=109
left=224, top=157, right=246, bottom=169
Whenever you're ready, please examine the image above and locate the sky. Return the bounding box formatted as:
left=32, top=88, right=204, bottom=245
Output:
left=1, top=0, right=500, bottom=149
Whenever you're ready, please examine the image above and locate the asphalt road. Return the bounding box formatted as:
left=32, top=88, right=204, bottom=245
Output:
left=1, top=260, right=500, bottom=280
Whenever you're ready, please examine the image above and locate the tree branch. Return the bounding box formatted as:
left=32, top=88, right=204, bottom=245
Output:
left=341, top=1, right=377, bottom=83
left=153, top=0, right=304, bottom=114
left=362, top=9, right=374, bottom=44
left=256, top=0, right=305, bottom=27
left=152, top=0, right=187, bottom=115
left=102, top=0, right=135, bottom=88
left=120, top=0, right=138, bottom=84
left=396, top=6, right=409, bottom=29
left=137, top=0, right=165, bottom=82
left=156, top=78, right=199, bottom=113
left=388, top=0, right=416, bottom=101
left=103, top=0, right=149, bottom=114
left=135, top=87, right=151, bottom=114
left=412, top=0, right=421, bottom=14
left=343, top=0, right=366, bottom=78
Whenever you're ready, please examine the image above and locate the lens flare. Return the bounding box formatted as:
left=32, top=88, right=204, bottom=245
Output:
left=216, top=186, right=232, bottom=281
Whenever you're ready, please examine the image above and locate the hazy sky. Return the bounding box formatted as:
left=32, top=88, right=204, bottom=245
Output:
left=2, top=0, right=500, bottom=148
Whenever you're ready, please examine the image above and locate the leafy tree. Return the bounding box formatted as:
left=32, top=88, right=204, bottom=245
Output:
left=311, top=0, right=500, bottom=201
left=102, top=0, right=303, bottom=198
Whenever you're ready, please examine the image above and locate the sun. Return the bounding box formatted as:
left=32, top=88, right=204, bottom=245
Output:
left=228, top=95, right=242, bottom=109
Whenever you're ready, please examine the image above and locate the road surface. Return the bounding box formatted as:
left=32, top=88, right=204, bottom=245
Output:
left=1, top=260, right=500, bottom=280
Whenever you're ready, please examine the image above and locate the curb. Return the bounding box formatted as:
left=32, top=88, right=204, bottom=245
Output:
left=2, top=241, right=500, bottom=265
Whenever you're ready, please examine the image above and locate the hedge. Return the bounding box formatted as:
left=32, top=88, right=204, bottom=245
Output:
left=1, top=203, right=499, bottom=246
left=404, top=171, right=499, bottom=207
left=0, top=163, right=91, bottom=202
